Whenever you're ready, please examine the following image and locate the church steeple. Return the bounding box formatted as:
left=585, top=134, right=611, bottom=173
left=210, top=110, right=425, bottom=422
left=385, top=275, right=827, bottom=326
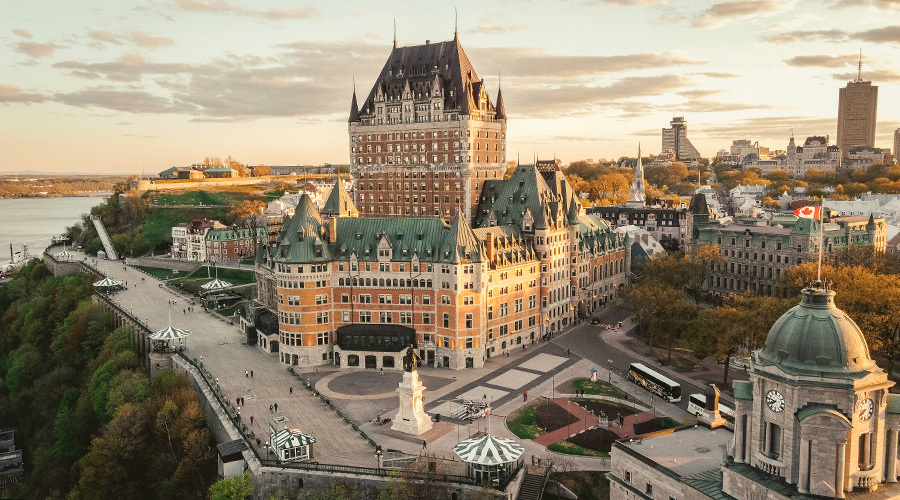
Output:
left=495, top=81, right=506, bottom=120
left=627, top=143, right=645, bottom=206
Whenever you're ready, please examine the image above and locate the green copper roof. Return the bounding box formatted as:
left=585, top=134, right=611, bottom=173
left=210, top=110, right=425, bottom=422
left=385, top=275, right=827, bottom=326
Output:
left=796, top=405, right=850, bottom=424
left=436, top=210, right=483, bottom=263
left=887, top=394, right=900, bottom=415
left=757, top=287, right=877, bottom=379
left=206, top=227, right=267, bottom=241
left=321, top=180, right=357, bottom=217
left=473, top=164, right=562, bottom=230
left=733, top=381, right=753, bottom=401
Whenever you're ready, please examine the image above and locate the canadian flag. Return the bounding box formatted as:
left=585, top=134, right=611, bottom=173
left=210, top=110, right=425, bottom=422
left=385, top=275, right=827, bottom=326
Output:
left=793, top=206, right=822, bottom=220
left=482, top=402, right=491, bottom=418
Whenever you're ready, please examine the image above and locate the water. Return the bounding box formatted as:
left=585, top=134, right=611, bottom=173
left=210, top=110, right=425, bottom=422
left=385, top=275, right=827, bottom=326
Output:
left=0, top=196, right=106, bottom=261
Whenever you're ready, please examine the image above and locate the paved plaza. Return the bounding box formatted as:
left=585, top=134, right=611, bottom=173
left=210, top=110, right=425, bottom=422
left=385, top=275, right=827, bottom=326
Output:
left=73, top=253, right=693, bottom=471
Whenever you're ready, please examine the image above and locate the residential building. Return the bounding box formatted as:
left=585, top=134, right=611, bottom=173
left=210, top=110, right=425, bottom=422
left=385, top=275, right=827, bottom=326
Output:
left=610, top=283, right=900, bottom=500
left=695, top=213, right=886, bottom=298
left=348, top=33, right=507, bottom=222
left=205, top=227, right=268, bottom=261
left=171, top=220, right=225, bottom=261
left=661, top=116, right=701, bottom=161
left=253, top=166, right=627, bottom=370
left=746, top=135, right=841, bottom=176
left=587, top=205, right=689, bottom=248
left=837, top=64, right=878, bottom=158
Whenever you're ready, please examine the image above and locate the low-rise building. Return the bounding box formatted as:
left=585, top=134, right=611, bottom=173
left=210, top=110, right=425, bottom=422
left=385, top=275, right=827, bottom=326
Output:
left=746, top=135, right=841, bottom=176
left=171, top=220, right=225, bottom=261
left=158, top=166, right=204, bottom=180
left=204, top=168, right=237, bottom=178
left=695, top=213, right=886, bottom=298
left=845, top=146, right=891, bottom=169
left=205, top=227, right=268, bottom=261
left=587, top=205, right=690, bottom=249
left=0, top=428, right=23, bottom=488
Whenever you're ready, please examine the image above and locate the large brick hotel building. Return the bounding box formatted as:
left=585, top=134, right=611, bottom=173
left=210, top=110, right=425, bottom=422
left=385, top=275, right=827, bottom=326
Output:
left=249, top=35, right=627, bottom=370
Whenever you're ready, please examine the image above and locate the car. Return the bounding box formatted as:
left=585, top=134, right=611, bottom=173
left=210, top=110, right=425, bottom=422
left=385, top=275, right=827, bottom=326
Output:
left=590, top=317, right=602, bottom=326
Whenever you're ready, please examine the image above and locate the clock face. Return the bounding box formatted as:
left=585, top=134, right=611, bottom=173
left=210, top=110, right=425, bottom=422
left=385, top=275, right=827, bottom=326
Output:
left=766, top=390, right=785, bottom=413
left=857, top=398, right=875, bottom=421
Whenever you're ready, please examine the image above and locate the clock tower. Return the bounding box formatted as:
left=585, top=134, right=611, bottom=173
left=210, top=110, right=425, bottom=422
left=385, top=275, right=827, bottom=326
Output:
left=725, top=282, right=900, bottom=498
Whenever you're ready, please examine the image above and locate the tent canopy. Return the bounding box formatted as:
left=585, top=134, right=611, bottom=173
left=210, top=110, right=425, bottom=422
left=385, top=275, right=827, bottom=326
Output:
left=93, top=277, right=123, bottom=287
left=454, top=435, right=524, bottom=466
left=201, top=278, right=233, bottom=291
left=149, top=325, right=191, bottom=341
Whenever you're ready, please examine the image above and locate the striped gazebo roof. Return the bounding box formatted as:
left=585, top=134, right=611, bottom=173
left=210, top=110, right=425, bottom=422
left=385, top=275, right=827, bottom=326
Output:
left=454, top=434, right=524, bottom=466
left=149, top=325, right=191, bottom=341
left=201, top=278, right=233, bottom=291
left=270, top=424, right=316, bottom=451
left=93, top=277, right=123, bottom=287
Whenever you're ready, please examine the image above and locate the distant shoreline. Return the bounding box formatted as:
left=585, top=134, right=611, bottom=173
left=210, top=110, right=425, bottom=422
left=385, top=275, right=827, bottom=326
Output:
left=0, top=192, right=112, bottom=200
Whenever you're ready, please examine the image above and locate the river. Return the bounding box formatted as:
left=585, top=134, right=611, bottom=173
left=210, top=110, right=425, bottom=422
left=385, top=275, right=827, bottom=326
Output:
left=0, top=196, right=106, bottom=262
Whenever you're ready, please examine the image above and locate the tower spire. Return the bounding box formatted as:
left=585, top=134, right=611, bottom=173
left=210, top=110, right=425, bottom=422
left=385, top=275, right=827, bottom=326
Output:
left=393, top=18, right=397, bottom=49
left=454, top=8, right=458, bottom=39
left=857, top=48, right=862, bottom=82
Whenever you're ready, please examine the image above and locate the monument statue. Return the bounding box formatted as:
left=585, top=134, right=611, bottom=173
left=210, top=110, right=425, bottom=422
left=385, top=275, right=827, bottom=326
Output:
left=704, top=383, right=720, bottom=412
left=698, top=383, right=726, bottom=429
left=403, top=344, right=420, bottom=372
left=393, top=345, right=432, bottom=435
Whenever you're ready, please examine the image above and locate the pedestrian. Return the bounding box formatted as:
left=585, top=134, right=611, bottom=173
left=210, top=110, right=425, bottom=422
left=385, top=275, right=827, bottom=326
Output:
left=380, top=368, right=384, bottom=376
left=422, top=440, right=427, bottom=450
left=215, top=378, right=219, bottom=387
left=250, top=415, right=254, bottom=425
left=531, top=454, right=535, bottom=465
left=183, top=309, right=186, bottom=315
left=269, top=404, right=273, bottom=412
left=246, top=370, right=249, bottom=378
left=251, top=370, right=254, bottom=378
left=289, top=387, right=293, bottom=395
left=274, top=402, right=278, bottom=412
left=523, top=391, right=528, bottom=402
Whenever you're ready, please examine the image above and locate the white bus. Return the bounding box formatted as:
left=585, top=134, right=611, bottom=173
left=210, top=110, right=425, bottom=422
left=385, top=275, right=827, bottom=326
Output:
left=687, top=393, right=735, bottom=428
left=627, top=363, right=682, bottom=402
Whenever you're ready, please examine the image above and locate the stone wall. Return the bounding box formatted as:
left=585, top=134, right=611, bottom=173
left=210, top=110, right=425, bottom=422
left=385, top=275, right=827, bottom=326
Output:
left=126, top=256, right=202, bottom=273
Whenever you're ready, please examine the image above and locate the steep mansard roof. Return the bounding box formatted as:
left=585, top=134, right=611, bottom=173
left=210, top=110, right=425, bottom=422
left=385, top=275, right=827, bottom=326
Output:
left=473, top=163, right=582, bottom=231
left=320, top=180, right=357, bottom=217
left=356, top=37, right=497, bottom=119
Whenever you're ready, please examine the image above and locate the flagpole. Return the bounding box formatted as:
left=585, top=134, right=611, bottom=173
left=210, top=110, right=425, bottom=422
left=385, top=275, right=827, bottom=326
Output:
left=817, top=199, right=825, bottom=282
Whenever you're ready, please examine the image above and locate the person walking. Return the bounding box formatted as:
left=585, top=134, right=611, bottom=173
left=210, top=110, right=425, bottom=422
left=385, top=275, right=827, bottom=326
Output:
left=422, top=440, right=427, bottom=450
left=251, top=370, right=254, bottom=378
left=274, top=402, right=278, bottom=412
left=289, top=387, right=293, bottom=395
left=245, top=370, right=249, bottom=378
left=250, top=415, right=254, bottom=425
left=523, top=391, right=528, bottom=402
left=269, top=404, right=273, bottom=413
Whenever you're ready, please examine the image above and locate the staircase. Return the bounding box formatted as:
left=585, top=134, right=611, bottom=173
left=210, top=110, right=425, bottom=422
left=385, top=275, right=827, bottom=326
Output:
left=516, top=465, right=550, bottom=500
left=90, top=216, right=119, bottom=260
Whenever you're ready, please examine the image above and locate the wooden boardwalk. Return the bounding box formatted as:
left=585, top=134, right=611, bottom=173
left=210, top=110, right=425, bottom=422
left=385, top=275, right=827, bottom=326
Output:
left=84, top=256, right=376, bottom=466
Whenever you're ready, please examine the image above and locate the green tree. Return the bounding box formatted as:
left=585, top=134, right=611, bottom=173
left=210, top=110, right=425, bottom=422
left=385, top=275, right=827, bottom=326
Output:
left=209, top=471, right=254, bottom=500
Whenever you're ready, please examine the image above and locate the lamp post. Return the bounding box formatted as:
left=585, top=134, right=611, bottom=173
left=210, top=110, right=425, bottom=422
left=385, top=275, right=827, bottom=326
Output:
left=376, top=445, right=383, bottom=469
left=265, top=440, right=269, bottom=459
left=608, top=359, right=613, bottom=384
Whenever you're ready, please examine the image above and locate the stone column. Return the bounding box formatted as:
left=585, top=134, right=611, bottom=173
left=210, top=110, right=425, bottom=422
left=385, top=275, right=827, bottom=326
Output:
left=798, top=438, right=810, bottom=494
left=734, top=414, right=745, bottom=463
left=887, top=428, right=898, bottom=483
left=836, top=441, right=847, bottom=498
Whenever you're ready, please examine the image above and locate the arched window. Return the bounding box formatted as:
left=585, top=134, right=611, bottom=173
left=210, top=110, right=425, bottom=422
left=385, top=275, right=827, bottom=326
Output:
left=339, top=278, right=345, bottom=286
left=379, top=278, right=385, bottom=287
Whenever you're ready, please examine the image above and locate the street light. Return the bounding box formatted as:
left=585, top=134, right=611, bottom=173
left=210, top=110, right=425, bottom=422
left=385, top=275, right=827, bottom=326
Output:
left=265, top=440, right=270, bottom=459
left=608, top=359, right=613, bottom=384
left=375, top=445, right=383, bottom=469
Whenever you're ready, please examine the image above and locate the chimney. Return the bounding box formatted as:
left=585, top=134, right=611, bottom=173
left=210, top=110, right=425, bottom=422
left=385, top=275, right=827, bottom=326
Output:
left=329, top=218, right=337, bottom=243
left=485, top=232, right=494, bottom=262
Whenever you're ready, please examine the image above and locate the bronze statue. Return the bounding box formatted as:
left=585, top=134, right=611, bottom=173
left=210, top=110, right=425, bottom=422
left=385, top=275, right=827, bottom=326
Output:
left=403, top=344, right=420, bottom=372
left=704, top=384, right=720, bottom=412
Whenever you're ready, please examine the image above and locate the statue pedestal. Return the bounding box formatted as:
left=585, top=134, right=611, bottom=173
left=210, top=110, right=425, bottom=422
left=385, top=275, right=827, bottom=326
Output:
left=698, top=409, right=727, bottom=429
left=392, top=370, right=433, bottom=435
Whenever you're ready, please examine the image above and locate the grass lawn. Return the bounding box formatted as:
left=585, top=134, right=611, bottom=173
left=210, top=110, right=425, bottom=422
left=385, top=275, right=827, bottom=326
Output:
left=156, top=191, right=248, bottom=206
left=172, top=266, right=255, bottom=287
left=133, top=265, right=191, bottom=281
left=507, top=402, right=547, bottom=440
left=547, top=440, right=609, bottom=458
left=143, top=207, right=227, bottom=248
left=240, top=258, right=255, bottom=265
left=544, top=471, right=610, bottom=500
left=565, top=378, right=628, bottom=399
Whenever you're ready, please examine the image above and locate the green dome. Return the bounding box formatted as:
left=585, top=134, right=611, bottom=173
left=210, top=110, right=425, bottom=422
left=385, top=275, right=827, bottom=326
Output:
left=757, top=286, right=876, bottom=378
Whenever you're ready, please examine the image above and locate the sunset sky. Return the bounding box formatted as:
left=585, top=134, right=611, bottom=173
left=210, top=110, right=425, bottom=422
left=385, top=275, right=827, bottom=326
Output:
left=4, top=0, right=900, bottom=174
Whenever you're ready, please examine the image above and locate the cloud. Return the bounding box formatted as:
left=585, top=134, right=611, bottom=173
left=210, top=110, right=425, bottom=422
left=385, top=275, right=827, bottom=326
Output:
left=785, top=54, right=857, bottom=68
left=53, top=87, right=191, bottom=114
left=832, top=69, right=900, bottom=82
left=11, top=29, right=32, bottom=38
left=468, top=48, right=703, bottom=78
left=697, top=72, right=740, bottom=78
left=173, top=0, right=319, bottom=19
left=14, top=42, right=60, bottom=58
left=0, top=84, right=44, bottom=103
left=470, top=23, right=529, bottom=35
left=700, top=115, right=838, bottom=141
left=54, top=53, right=192, bottom=82
left=831, top=0, right=900, bottom=10
left=88, top=30, right=175, bottom=49
left=692, top=0, right=788, bottom=28
left=855, top=25, right=900, bottom=43
left=765, top=29, right=847, bottom=43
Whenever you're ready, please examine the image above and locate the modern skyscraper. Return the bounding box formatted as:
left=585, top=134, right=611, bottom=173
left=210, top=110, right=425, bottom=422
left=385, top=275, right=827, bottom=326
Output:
left=837, top=56, right=878, bottom=158
left=348, top=32, right=507, bottom=222
left=661, top=116, right=701, bottom=161
left=894, top=128, right=899, bottom=164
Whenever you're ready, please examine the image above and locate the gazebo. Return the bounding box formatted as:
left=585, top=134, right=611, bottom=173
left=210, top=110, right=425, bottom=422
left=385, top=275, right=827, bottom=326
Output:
left=92, top=277, right=123, bottom=291
left=54, top=249, right=72, bottom=261
left=269, top=424, right=316, bottom=462
left=149, top=325, right=191, bottom=353
left=201, top=278, right=233, bottom=291
left=453, top=434, right=524, bottom=485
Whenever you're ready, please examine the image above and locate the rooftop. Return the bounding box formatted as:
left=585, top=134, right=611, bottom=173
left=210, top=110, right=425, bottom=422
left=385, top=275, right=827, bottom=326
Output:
left=619, top=426, right=731, bottom=477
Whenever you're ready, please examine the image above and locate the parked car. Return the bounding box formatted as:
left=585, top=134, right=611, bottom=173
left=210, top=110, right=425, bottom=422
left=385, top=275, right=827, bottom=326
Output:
left=590, top=317, right=602, bottom=326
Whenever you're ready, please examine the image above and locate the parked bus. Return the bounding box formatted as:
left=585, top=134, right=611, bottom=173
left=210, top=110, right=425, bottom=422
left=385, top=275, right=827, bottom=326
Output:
left=626, top=363, right=682, bottom=402
left=687, top=393, right=735, bottom=428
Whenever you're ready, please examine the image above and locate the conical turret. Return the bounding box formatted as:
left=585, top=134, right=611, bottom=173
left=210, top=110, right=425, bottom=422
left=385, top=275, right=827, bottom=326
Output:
left=348, top=88, right=360, bottom=123
left=495, top=85, right=506, bottom=120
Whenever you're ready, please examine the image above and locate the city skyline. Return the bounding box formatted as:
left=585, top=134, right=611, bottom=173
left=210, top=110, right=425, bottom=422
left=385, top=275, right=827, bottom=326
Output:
left=4, top=0, right=900, bottom=174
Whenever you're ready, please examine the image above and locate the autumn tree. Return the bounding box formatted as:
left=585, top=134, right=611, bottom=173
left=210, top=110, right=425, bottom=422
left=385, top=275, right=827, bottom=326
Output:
left=224, top=155, right=248, bottom=177
left=686, top=244, right=727, bottom=302
left=202, top=156, right=224, bottom=169
left=227, top=199, right=268, bottom=256
left=254, top=164, right=273, bottom=177
left=210, top=471, right=254, bottom=500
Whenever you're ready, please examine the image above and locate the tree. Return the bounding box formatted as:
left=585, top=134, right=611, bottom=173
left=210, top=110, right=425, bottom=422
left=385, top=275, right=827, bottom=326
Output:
left=224, top=155, right=248, bottom=177
left=254, top=165, right=273, bottom=177
left=210, top=471, right=254, bottom=500
left=686, top=244, right=726, bottom=302
left=202, top=157, right=224, bottom=169
left=227, top=199, right=267, bottom=256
